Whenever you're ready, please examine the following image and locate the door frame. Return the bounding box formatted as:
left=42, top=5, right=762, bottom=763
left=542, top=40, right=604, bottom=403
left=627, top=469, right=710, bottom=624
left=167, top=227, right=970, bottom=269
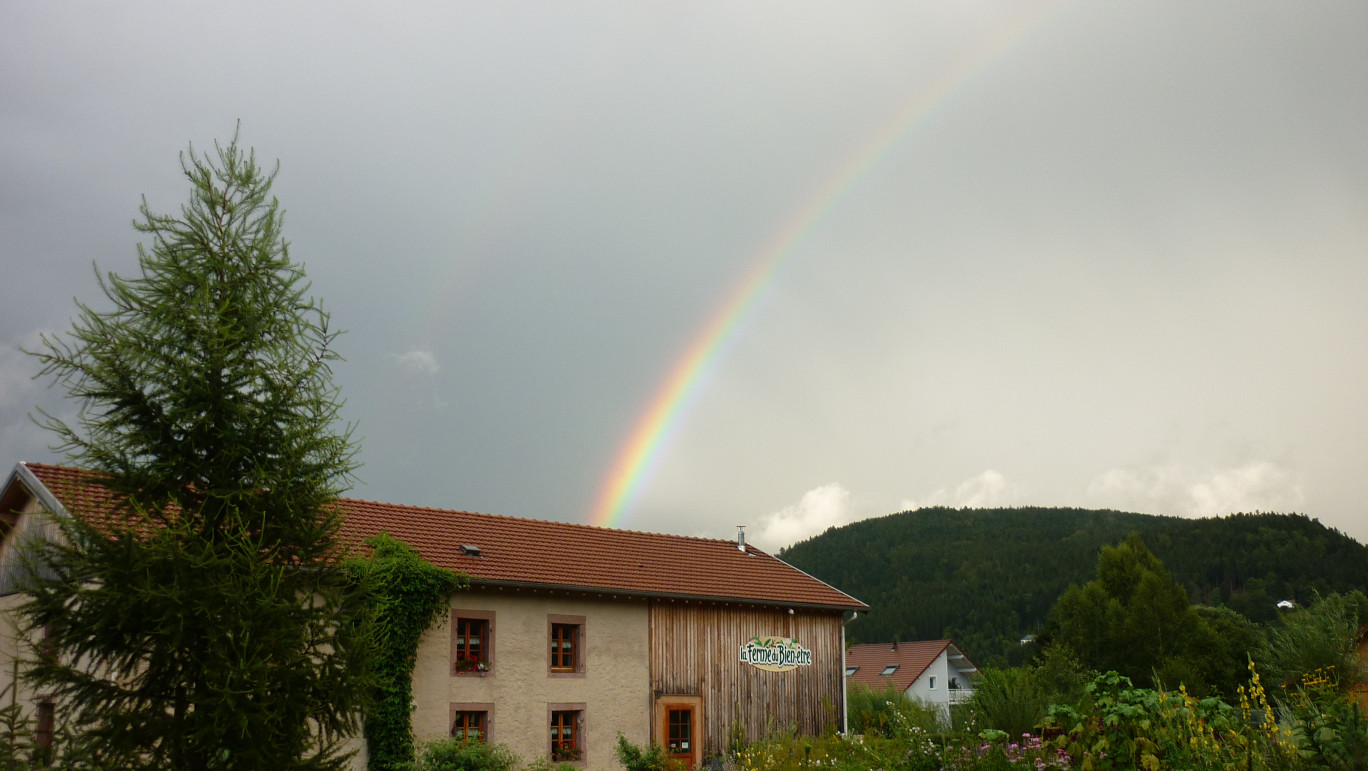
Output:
left=653, top=695, right=703, bottom=768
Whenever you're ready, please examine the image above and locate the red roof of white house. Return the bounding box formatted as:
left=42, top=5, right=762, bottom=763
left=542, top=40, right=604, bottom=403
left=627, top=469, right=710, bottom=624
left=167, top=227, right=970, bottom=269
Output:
left=10, top=463, right=866, bottom=611
left=844, top=640, right=976, bottom=692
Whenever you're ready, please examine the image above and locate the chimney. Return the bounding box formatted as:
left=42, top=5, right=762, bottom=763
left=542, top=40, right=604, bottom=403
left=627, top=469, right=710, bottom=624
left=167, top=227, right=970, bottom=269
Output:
left=736, top=525, right=746, bottom=552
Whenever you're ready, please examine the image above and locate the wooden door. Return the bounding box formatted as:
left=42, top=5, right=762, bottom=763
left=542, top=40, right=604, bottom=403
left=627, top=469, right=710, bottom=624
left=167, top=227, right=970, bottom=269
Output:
left=654, top=696, right=702, bottom=768
left=667, top=707, right=694, bottom=765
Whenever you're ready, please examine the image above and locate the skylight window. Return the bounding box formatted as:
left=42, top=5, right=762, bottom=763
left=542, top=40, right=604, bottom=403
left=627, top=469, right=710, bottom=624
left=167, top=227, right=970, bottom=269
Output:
left=844, top=666, right=859, bottom=676
left=881, top=665, right=898, bottom=676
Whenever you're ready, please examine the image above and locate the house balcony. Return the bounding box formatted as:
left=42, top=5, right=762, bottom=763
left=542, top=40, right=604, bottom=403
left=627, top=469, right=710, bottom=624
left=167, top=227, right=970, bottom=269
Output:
left=947, top=688, right=974, bottom=705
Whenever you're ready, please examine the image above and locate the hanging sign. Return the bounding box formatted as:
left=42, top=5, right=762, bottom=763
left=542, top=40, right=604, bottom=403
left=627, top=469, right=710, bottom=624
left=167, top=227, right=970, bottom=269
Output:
left=738, top=636, right=813, bottom=672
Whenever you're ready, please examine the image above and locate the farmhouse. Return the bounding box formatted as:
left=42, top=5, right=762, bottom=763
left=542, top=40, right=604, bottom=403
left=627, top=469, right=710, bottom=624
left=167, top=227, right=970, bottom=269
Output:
left=0, top=462, right=866, bottom=769
left=844, top=640, right=979, bottom=725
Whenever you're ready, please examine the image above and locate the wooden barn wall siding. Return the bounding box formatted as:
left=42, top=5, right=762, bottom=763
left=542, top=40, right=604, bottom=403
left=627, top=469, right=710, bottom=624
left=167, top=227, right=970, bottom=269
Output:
left=649, top=601, right=844, bottom=755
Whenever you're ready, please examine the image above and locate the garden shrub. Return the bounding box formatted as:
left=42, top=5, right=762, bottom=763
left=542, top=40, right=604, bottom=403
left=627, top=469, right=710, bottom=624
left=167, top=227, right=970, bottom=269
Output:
left=614, top=734, right=684, bottom=771
left=1267, top=592, right=1368, bottom=695
left=1044, top=668, right=1308, bottom=771
left=1032, top=643, right=1093, bottom=707
left=965, top=666, right=1051, bottom=738
left=405, top=737, right=517, bottom=771
left=1283, top=667, right=1368, bottom=770
left=846, top=682, right=946, bottom=737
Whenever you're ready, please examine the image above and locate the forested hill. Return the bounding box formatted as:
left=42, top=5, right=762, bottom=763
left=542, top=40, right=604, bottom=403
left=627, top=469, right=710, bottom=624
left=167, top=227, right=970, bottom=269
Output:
left=776, top=507, right=1368, bottom=666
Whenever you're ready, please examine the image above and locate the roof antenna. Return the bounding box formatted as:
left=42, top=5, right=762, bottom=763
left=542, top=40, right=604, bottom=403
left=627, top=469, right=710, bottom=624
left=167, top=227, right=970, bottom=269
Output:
left=736, top=525, right=746, bottom=552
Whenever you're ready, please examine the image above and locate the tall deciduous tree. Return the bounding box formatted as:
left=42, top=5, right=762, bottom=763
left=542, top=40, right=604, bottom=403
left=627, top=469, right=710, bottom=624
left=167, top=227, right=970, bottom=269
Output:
left=1043, top=533, right=1259, bottom=696
left=23, top=132, right=372, bottom=770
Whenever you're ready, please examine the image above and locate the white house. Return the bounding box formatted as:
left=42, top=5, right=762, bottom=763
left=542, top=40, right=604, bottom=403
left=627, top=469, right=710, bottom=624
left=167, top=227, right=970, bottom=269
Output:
left=844, top=640, right=979, bottom=724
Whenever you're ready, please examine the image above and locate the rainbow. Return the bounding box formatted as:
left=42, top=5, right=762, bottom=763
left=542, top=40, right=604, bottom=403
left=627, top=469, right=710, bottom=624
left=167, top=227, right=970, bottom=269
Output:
left=588, top=1, right=1068, bottom=529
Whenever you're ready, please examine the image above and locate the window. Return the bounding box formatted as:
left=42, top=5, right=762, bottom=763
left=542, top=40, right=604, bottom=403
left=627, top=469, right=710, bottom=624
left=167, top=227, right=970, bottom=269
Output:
left=844, top=666, right=859, bottom=676
left=547, top=614, right=585, bottom=675
left=454, top=618, right=489, bottom=672
left=550, top=709, right=582, bottom=762
left=880, top=664, right=898, bottom=676
left=929, top=676, right=937, bottom=690
left=667, top=707, right=693, bottom=759
left=451, top=711, right=487, bottom=742
left=451, top=703, right=494, bottom=744
left=39, top=623, right=56, bottom=663
left=450, top=609, right=494, bottom=675
left=550, top=624, right=577, bottom=671
left=35, top=701, right=54, bottom=763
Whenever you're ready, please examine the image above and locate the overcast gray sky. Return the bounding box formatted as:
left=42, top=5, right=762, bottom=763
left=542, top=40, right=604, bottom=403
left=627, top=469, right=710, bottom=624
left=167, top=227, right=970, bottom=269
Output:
left=3, top=1, right=1366, bottom=551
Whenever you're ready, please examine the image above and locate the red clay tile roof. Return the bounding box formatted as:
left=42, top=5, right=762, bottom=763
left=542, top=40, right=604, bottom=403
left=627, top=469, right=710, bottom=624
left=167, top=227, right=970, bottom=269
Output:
left=845, top=640, right=973, bottom=692
left=14, top=463, right=865, bottom=611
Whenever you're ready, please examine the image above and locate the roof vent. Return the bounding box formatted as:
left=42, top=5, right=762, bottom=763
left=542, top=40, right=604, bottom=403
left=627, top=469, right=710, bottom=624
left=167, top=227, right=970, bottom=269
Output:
left=736, top=525, right=746, bottom=552
left=459, top=544, right=481, bottom=557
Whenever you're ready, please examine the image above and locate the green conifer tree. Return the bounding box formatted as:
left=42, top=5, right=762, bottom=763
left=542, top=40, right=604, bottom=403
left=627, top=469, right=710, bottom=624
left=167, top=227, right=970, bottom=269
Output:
left=22, top=131, right=372, bottom=770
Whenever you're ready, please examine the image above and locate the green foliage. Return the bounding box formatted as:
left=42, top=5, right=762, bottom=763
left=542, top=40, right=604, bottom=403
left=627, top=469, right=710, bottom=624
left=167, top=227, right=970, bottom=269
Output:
left=1190, top=604, right=1270, bottom=695
left=1031, top=643, right=1094, bottom=706
left=613, top=734, right=684, bottom=771
left=779, top=507, right=1368, bottom=665
left=734, top=730, right=1068, bottom=771
left=404, top=737, right=517, bottom=771
left=737, top=665, right=1357, bottom=771
left=21, top=131, right=370, bottom=769
left=0, top=697, right=38, bottom=771
left=1283, top=669, right=1368, bottom=770
left=727, top=714, right=747, bottom=756
left=1047, top=534, right=1204, bottom=687
left=1040, top=533, right=1266, bottom=696
left=965, top=667, right=1052, bottom=738
left=962, top=647, right=1093, bottom=738
left=1043, top=670, right=1308, bottom=771
left=349, top=534, right=467, bottom=771
left=846, top=682, right=946, bottom=737
left=0, top=663, right=98, bottom=770
left=1266, top=591, right=1368, bottom=694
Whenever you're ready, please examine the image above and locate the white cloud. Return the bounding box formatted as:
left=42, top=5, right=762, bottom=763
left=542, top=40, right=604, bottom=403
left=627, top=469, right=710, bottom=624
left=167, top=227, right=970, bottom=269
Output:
left=1086, top=461, right=1304, bottom=516
left=392, top=348, right=440, bottom=376
left=899, top=469, right=1023, bottom=511
left=751, top=483, right=858, bottom=551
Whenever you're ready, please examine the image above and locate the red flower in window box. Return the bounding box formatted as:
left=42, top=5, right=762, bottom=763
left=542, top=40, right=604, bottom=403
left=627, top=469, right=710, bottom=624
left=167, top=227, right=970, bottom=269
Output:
left=454, top=653, right=489, bottom=673
left=552, top=746, right=581, bottom=762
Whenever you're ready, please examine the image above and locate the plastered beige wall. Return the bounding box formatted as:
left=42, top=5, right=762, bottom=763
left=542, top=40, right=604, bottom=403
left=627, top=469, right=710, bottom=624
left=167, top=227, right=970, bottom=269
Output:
left=0, top=494, right=45, bottom=712
left=409, top=589, right=651, bottom=771
left=0, top=592, right=31, bottom=706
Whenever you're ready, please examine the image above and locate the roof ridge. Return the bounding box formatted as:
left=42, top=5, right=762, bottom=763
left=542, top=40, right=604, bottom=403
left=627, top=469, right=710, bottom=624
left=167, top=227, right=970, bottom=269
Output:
left=26, top=464, right=772, bottom=553
left=14, top=463, right=863, bottom=609
left=342, top=495, right=761, bottom=548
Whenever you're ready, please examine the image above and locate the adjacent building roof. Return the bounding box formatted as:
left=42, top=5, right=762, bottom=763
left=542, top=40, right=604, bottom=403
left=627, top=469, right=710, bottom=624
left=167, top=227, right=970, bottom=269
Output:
left=844, top=640, right=977, bottom=692
left=7, top=463, right=866, bottom=611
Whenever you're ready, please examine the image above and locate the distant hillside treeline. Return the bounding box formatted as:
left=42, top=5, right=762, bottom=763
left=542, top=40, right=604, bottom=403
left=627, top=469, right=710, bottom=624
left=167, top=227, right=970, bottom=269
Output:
left=776, top=507, right=1368, bottom=666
